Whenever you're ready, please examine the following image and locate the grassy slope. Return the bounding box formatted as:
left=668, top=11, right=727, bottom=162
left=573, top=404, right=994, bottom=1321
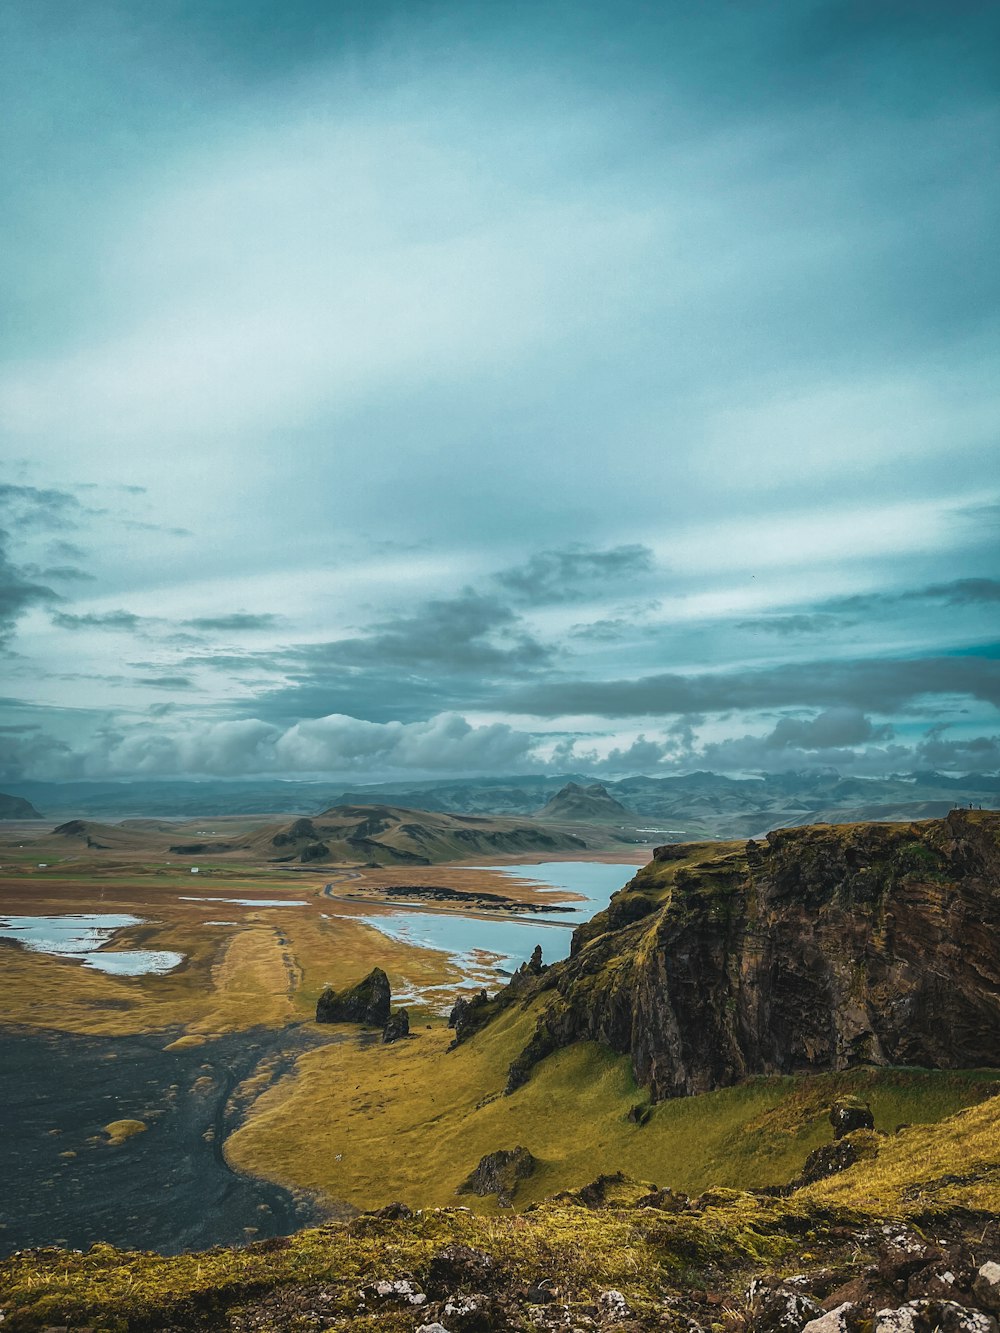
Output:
left=806, top=1088, right=1000, bottom=1214
left=0, top=1191, right=864, bottom=1332
left=228, top=995, right=998, bottom=1212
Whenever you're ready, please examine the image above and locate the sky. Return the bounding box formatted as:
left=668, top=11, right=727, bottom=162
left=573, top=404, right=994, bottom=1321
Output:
left=1, top=0, right=998, bottom=784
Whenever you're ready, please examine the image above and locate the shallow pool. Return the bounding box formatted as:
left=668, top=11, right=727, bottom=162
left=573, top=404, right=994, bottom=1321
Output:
left=0, top=913, right=185, bottom=975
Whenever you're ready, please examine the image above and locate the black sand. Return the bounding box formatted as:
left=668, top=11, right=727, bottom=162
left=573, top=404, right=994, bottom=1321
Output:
left=0, top=1024, right=344, bottom=1256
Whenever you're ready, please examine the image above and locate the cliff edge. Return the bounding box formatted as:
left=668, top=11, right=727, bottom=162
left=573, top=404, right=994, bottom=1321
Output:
left=481, top=809, right=1000, bottom=1099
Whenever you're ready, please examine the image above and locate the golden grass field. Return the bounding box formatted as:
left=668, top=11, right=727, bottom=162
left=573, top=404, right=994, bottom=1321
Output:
left=0, top=815, right=643, bottom=1037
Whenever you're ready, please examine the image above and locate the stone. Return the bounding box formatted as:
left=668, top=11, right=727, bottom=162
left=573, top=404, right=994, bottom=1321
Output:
left=358, top=1276, right=426, bottom=1307
left=877, top=1226, right=945, bottom=1282
left=875, top=1302, right=998, bottom=1333
left=830, top=1102, right=875, bottom=1139
left=597, top=1289, right=633, bottom=1321
left=416, top=1325, right=451, bottom=1333
left=798, top=1137, right=868, bottom=1184
left=938, top=1304, right=998, bottom=1333
left=874, top=1309, right=918, bottom=1333
left=457, top=1147, right=537, bottom=1205
left=316, top=967, right=391, bottom=1025
left=478, top=813, right=1000, bottom=1102
left=802, top=1303, right=857, bottom=1333
left=382, top=1008, right=409, bottom=1043
left=426, top=1244, right=498, bottom=1298
left=747, top=1280, right=824, bottom=1333
left=975, top=1264, right=1000, bottom=1313
left=906, top=1264, right=966, bottom=1302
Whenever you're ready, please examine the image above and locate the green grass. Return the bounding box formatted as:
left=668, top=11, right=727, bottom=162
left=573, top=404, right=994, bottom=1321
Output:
left=0, top=1190, right=868, bottom=1332
left=228, top=991, right=999, bottom=1212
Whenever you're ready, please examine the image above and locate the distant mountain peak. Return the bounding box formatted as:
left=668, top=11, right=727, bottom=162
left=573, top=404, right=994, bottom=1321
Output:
left=537, top=782, right=631, bottom=823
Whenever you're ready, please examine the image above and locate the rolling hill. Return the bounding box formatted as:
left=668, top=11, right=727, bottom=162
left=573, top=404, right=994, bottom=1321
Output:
left=251, top=803, right=590, bottom=865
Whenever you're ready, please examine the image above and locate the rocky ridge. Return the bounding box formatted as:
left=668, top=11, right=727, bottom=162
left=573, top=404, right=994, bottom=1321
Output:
left=459, top=811, right=1000, bottom=1101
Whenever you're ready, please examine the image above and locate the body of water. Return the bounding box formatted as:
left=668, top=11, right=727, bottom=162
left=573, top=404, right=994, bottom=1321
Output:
left=180, top=896, right=309, bottom=907
left=351, top=860, right=635, bottom=978
left=0, top=913, right=184, bottom=975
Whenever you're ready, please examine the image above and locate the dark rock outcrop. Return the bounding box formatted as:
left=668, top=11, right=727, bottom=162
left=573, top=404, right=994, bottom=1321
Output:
left=477, top=812, right=1000, bottom=1101
left=383, top=1009, right=410, bottom=1043
left=831, top=1101, right=875, bottom=1139
left=797, top=1131, right=880, bottom=1186
left=458, top=1147, right=537, bottom=1205
left=448, top=989, right=492, bottom=1044
left=316, top=967, right=391, bottom=1026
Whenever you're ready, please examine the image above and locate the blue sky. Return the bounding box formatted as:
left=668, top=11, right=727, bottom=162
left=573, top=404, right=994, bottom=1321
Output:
left=1, top=0, right=998, bottom=781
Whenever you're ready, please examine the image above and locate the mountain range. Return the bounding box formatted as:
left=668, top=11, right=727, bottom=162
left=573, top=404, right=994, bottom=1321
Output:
left=5, top=769, right=996, bottom=836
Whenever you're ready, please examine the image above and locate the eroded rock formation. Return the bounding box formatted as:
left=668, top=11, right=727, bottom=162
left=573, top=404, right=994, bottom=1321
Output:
left=487, top=811, right=1000, bottom=1100
left=316, top=967, right=391, bottom=1026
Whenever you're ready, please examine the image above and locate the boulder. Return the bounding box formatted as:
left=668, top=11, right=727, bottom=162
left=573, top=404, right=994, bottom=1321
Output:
left=383, top=1008, right=410, bottom=1043
left=876, top=1303, right=998, bottom=1333
left=830, top=1101, right=875, bottom=1139
left=797, top=1131, right=879, bottom=1185
left=598, top=1289, right=634, bottom=1322
left=975, top=1265, right=1000, bottom=1314
left=746, top=1279, right=824, bottom=1333
left=458, top=1147, right=537, bottom=1206
left=802, top=1303, right=858, bottom=1333
left=877, top=1226, right=945, bottom=1283
left=316, top=967, right=391, bottom=1025
left=426, top=1244, right=498, bottom=1298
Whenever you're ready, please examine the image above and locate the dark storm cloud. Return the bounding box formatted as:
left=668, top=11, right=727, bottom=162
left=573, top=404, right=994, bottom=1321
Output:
left=312, top=591, right=550, bottom=673
left=765, top=707, right=892, bottom=750
left=914, top=726, right=1000, bottom=773
left=507, top=653, right=1000, bottom=718
left=0, top=530, right=59, bottom=648
left=0, top=483, right=83, bottom=530
left=182, top=613, right=281, bottom=631
left=495, top=545, right=655, bottom=605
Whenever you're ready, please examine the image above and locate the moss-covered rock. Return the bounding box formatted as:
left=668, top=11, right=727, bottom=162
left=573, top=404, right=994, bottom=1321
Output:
left=316, top=967, right=391, bottom=1026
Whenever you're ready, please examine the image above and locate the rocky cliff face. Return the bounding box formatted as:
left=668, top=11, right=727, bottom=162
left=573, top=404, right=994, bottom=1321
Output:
left=492, top=810, right=1000, bottom=1100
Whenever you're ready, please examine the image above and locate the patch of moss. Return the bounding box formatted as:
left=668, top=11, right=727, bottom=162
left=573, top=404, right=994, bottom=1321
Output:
left=103, top=1118, right=147, bottom=1145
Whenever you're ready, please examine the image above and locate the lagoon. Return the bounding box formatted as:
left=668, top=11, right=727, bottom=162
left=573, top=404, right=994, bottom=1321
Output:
left=352, top=859, right=634, bottom=979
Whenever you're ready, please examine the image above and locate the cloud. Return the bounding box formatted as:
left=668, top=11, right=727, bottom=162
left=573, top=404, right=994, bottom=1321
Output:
left=913, top=726, right=1000, bottom=773
left=735, top=614, right=850, bottom=636
left=0, top=483, right=83, bottom=531
left=36, top=565, right=94, bottom=582
left=0, top=529, right=60, bottom=648
left=828, top=579, right=1000, bottom=614
left=0, top=710, right=540, bottom=779
left=507, top=654, right=1000, bottom=718
left=765, top=707, right=892, bottom=750
left=132, top=675, right=196, bottom=689
left=51, top=609, right=143, bottom=631
left=182, top=613, right=281, bottom=631
left=496, top=544, right=654, bottom=605
left=301, top=591, right=549, bottom=674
